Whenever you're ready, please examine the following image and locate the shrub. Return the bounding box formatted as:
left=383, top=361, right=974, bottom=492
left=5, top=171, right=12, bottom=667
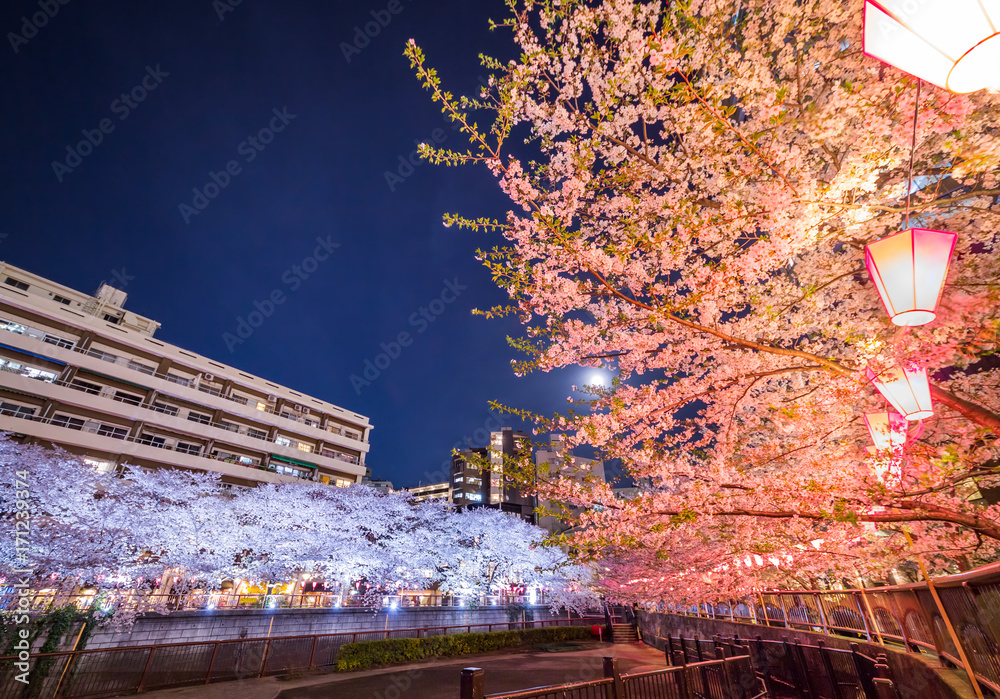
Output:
left=336, top=625, right=590, bottom=671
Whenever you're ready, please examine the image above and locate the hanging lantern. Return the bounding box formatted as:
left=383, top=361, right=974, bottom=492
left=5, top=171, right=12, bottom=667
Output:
left=867, top=365, right=934, bottom=420
left=864, top=412, right=908, bottom=454
left=863, top=0, right=1000, bottom=93
left=865, top=228, right=957, bottom=326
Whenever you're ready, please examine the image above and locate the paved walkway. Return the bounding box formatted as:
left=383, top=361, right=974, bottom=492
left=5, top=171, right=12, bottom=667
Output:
left=138, top=641, right=666, bottom=699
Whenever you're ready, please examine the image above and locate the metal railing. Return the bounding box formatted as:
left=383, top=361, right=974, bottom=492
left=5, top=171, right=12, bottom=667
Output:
left=460, top=637, right=768, bottom=699
left=0, top=616, right=603, bottom=698
left=663, top=560, right=1000, bottom=696
left=1, top=591, right=564, bottom=614
left=0, top=317, right=366, bottom=443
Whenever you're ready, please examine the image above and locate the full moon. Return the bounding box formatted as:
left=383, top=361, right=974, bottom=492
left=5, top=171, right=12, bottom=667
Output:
left=589, top=372, right=608, bottom=386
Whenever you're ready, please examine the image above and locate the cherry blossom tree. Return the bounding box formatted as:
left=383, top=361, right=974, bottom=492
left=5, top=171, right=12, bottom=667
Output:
left=0, top=437, right=589, bottom=616
left=406, top=0, right=1000, bottom=599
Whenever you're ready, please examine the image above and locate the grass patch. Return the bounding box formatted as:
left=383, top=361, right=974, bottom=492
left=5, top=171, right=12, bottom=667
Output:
left=335, top=626, right=591, bottom=671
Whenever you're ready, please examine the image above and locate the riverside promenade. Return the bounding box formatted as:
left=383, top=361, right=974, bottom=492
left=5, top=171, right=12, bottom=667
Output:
left=135, top=641, right=664, bottom=699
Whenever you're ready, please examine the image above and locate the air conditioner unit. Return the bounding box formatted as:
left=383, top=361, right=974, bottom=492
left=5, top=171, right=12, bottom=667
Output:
left=267, top=395, right=277, bottom=403
left=203, top=373, right=214, bottom=382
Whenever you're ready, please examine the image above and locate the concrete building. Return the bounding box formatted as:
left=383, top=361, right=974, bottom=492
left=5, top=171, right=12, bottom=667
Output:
left=406, top=482, right=450, bottom=504
left=0, top=262, right=370, bottom=487
left=451, top=428, right=535, bottom=522
left=534, top=434, right=605, bottom=536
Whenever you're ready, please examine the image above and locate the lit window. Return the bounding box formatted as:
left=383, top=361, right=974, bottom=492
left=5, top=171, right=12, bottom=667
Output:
left=255, top=401, right=267, bottom=411
left=275, top=436, right=292, bottom=447
left=84, top=458, right=114, bottom=473
left=297, top=443, right=313, bottom=453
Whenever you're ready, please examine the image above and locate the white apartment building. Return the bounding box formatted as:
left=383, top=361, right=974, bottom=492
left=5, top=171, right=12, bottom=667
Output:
left=406, top=482, right=450, bottom=504
left=0, top=262, right=371, bottom=488
left=535, top=434, right=605, bottom=535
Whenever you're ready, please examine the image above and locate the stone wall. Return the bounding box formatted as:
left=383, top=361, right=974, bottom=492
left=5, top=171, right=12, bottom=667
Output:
left=638, top=611, right=973, bottom=699
left=70, top=605, right=571, bottom=651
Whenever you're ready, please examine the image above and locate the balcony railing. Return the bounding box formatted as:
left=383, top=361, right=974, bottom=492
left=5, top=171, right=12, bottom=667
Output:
left=0, top=317, right=367, bottom=442
left=37, top=378, right=363, bottom=467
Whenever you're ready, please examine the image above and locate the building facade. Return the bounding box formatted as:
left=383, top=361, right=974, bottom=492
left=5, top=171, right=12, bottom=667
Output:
left=451, top=428, right=535, bottom=521
left=405, top=481, right=450, bottom=504
left=0, top=263, right=370, bottom=487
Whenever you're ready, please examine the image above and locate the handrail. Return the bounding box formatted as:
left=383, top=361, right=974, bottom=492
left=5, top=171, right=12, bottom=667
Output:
left=0, top=318, right=367, bottom=442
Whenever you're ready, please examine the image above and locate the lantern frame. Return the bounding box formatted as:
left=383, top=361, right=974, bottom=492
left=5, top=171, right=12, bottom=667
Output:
left=866, top=365, right=934, bottom=421
left=863, top=0, right=1000, bottom=94
left=865, top=228, right=957, bottom=326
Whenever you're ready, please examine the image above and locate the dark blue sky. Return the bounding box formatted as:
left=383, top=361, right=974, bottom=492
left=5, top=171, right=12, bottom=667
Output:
left=0, top=0, right=601, bottom=487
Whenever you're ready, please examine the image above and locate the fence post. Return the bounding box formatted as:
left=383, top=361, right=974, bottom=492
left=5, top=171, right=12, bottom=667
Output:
left=205, top=642, right=220, bottom=684
left=666, top=634, right=674, bottom=666
left=258, top=638, right=272, bottom=678
left=815, top=593, right=830, bottom=635
left=714, top=635, right=726, bottom=659
left=778, top=594, right=791, bottom=629
left=854, top=592, right=875, bottom=643
left=460, top=667, right=485, bottom=699
left=136, top=647, right=157, bottom=693
left=817, top=641, right=845, bottom=699
left=603, top=656, right=626, bottom=699
left=308, top=636, right=319, bottom=669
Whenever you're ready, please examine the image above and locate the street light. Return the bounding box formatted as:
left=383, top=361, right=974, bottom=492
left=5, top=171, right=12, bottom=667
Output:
left=864, top=412, right=909, bottom=454
left=867, top=364, right=934, bottom=420
left=865, top=228, right=957, bottom=326
left=863, top=0, right=1000, bottom=93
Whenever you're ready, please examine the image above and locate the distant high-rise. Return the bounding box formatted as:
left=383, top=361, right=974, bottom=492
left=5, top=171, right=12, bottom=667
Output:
left=451, top=427, right=535, bottom=522
left=0, top=262, right=371, bottom=487
left=534, top=434, right=605, bottom=535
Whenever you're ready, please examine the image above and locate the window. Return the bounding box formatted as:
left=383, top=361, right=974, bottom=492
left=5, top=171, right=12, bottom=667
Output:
left=86, top=347, right=117, bottom=362
left=70, top=379, right=102, bottom=395
left=42, top=334, right=75, bottom=350
left=52, top=295, right=71, bottom=305
left=297, top=443, right=313, bottom=453
left=151, top=402, right=178, bottom=416
left=4, top=278, right=28, bottom=291
left=454, top=476, right=464, bottom=483
left=127, top=360, right=155, bottom=375
left=467, top=493, right=483, bottom=502
left=164, top=373, right=191, bottom=387
left=0, top=402, right=35, bottom=419
left=51, top=414, right=85, bottom=430
left=176, top=442, right=201, bottom=455
left=219, top=421, right=239, bottom=433
left=247, top=428, right=267, bottom=441
left=275, top=436, right=292, bottom=447
left=229, top=394, right=249, bottom=406
left=103, top=313, right=120, bottom=324
left=137, top=434, right=166, bottom=448
left=96, top=424, right=128, bottom=440
left=113, top=391, right=142, bottom=406
left=255, top=401, right=267, bottom=411
left=84, top=458, right=114, bottom=474
left=336, top=478, right=352, bottom=488
left=187, top=411, right=211, bottom=425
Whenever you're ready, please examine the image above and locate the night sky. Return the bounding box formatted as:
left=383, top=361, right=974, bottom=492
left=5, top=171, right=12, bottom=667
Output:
left=0, top=0, right=607, bottom=488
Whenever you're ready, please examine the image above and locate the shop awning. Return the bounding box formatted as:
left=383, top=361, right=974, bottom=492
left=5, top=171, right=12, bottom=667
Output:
left=270, top=454, right=317, bottom=469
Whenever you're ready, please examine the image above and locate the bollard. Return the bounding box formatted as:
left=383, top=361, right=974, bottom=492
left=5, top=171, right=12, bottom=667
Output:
left=460, top=667, right=485, bottom=699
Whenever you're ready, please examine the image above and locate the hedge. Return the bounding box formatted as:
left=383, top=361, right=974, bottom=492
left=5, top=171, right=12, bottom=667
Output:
left=335, top=625, right=591, bottom=671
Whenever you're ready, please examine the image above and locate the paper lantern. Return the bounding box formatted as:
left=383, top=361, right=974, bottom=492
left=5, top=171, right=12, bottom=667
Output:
left=864, top=412, right=908, bottom=454
left=863, top=0, right=1000, bottom=93
left=865, top=228, right=957, bottom=326
left=867, top=365, right=934, bottom=420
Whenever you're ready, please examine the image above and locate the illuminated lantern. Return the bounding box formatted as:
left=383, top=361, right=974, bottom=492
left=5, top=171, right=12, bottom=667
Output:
left=865, top=228, right=957, bottom=326
left=863, top=0, right=1000, bottom=93
left=867, top=365, right=934, bottom=420
left=864, top=412, right=908, bottom=454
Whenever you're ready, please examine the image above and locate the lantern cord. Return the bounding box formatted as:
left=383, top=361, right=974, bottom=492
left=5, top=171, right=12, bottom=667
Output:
left=904, top=79, right=921, bottom=230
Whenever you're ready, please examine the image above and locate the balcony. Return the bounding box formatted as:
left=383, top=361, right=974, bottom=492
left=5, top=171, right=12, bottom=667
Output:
left=0, top=317, right=369, bottom=447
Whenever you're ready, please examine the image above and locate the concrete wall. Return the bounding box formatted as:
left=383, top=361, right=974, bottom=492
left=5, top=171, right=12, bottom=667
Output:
left=70, top=605, right=569, bottom=651
left=637, top=611, right=972, bottom=699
